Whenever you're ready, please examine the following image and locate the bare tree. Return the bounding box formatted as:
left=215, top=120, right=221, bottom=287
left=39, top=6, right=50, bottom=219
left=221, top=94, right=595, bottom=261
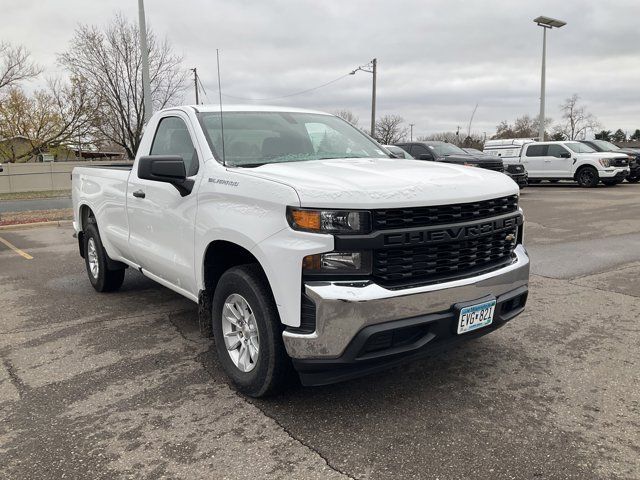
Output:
left=0, top=80, right=97, bottom=162
left=557, top=94, right=599, bottom=140
left=493, top=114, right=552, bottom=140
left=374, top=115, right=407, bottom=144
left=333, top=109, right=359, bottom=127
left=59, top=14, right=188, bottom=159
left=419, top=131, right=459, bottom=144
left=0, top=42, right=41, bottom=92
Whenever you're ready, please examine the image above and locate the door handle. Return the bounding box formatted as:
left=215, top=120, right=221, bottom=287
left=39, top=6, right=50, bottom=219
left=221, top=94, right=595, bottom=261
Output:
left=132, top=190, right=146, bottom=198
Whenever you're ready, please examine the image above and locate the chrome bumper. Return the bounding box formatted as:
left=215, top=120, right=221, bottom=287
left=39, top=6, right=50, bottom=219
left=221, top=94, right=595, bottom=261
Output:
left=283, top=244, right=530, bottom=359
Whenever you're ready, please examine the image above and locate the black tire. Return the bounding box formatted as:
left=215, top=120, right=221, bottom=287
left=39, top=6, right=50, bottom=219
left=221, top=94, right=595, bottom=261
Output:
left=576, top=166, right=599, bottom=188
left=211, top=264, right=293, bottom=397
left=83, top=223, right=125, bottom=292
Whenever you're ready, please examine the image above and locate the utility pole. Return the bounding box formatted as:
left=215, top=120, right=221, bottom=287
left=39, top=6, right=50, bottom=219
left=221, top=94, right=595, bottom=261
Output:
left=192, top=68, right=200, bottom=105
left=370, top=58, right=377, bottom=138
left=349, top=58, right=377, bottom=138
left=409, top=123, right=415, bottom=141
left=138, top=0, right=152, bottom=123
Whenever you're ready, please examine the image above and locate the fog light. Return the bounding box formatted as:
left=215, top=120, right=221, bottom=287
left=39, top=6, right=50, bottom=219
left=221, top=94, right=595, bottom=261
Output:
left=302, top=251, right=372, bottom=275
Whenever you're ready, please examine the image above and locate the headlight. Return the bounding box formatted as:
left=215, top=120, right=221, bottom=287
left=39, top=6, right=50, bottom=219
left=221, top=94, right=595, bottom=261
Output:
left=287, top=207, right=371, bottom=234
left=302, top=251, right=372, bottom=275
left=598, top=158, right=610, bottom=167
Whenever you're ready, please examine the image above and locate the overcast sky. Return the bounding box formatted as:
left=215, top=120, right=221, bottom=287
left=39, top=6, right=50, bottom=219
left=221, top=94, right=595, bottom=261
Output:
left=3, top=0, right=639, bottom=138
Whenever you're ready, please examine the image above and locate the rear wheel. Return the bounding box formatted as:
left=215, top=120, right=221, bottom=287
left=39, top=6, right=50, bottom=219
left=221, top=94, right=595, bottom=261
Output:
left=211, top=264, right=293, bottom=397
left=576, top=167, right=599, bottom=188
left=83, top=223, right=125, bottom=292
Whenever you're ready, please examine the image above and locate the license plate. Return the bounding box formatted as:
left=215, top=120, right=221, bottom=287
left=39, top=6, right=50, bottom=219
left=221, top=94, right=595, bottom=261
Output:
left=457, top=299, right=496, bottom=334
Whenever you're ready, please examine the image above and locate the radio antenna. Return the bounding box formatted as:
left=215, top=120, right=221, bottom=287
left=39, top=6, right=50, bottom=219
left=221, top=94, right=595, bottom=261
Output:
left=216, top=48, right=226, bottom=166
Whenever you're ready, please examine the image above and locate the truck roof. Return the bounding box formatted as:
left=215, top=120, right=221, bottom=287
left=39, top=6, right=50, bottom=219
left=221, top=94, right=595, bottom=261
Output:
left=167, top=104, right=332, bottom=116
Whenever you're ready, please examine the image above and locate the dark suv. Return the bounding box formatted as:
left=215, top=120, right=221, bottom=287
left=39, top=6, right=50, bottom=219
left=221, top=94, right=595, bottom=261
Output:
left=395, top=141, right=511, bottom=179
left=579, top=140, right=639, bottom=183
left=463, top=148, right=528, bottom=187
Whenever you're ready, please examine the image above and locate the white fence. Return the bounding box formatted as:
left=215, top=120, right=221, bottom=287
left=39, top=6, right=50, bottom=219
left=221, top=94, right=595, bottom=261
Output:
left=0, top=161, right=132, bottom=194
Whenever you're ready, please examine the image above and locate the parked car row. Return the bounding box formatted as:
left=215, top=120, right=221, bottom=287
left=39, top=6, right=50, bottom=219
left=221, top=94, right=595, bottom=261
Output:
left=483, top=138, right=636, bottom=187
left=388, top=141, right=528, bottom=188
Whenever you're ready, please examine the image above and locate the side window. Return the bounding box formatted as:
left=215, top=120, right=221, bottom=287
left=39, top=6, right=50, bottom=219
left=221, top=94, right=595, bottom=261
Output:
left=547, top=144, right=568, bottom=158
left=525, top=144, right=548, bottom=157
left=150, top=117, right=199, bottom=176
left=410, top=144, right=432, bottom=158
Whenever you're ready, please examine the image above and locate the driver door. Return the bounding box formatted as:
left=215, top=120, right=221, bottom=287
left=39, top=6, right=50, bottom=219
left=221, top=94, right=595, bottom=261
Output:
left=546, top=144, right=573, bottom=177
left=127, top=114, right=202, bottom=297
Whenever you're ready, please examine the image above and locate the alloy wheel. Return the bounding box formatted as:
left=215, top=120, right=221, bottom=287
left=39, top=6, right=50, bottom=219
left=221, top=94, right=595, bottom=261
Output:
left=221, top=294, right=260, bottom=372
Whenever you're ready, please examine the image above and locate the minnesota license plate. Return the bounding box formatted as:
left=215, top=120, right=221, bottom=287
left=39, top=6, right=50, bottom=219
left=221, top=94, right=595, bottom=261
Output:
left=457, top=299, right=496, bottom=334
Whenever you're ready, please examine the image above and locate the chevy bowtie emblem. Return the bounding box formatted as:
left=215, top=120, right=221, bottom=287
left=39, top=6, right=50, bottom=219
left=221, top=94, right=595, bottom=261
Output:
left=505, top=234, right=516, bottom=242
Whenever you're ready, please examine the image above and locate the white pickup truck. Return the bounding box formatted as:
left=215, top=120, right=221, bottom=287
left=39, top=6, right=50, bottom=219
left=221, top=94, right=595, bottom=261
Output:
left=72, top=105, right=530, bottom=396
left=486, top=139, right=630, bottom=187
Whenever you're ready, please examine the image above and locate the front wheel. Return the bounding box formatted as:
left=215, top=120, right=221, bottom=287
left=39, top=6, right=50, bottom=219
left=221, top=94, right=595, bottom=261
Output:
left=83, top=223, right=125, bottom=292
left=211, top=264, right=293, bottom=397
left=576, top=167, right=599, bottom=188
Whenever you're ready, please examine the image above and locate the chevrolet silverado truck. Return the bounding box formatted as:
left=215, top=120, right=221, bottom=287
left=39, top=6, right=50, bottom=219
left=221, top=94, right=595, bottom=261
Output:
left=72, top=105, right=530, bottom=397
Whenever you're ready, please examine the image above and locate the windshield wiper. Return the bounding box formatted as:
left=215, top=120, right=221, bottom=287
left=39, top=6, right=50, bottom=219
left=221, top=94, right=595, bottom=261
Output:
left=231, top=162, right=268, bottom=168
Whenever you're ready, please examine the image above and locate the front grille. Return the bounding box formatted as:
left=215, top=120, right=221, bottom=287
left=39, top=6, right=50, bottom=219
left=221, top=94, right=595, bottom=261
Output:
left=610, top=157, right=629, bottom=167
left=372, top=195, right=518, bottom=230
left=506, top=164, right=525, bottom=174
left=373, top=225, right=518, bottom=287
left=479, top=161, right=505, bottom=172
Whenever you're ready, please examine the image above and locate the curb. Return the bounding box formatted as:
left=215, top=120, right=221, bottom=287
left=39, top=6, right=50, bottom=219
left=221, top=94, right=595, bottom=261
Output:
left=0, top=220, right=73, bottom=231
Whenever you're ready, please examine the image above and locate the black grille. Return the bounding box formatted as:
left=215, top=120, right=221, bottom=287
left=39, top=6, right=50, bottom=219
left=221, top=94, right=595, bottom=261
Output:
left=610, top=157, right=629, bottom=167
left=506, top=164, right=525, bottom=174
left=373, top=226, right=518, bottom=286
left=372, top=195, right=518, bottom=230
left=478, top=161, right=505, bottom=172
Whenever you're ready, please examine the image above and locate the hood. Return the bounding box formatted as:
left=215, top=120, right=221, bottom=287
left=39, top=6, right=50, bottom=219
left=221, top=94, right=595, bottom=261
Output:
left=233, top=157, right=518, bottom=209
left=593, top=152, right=631, bottom=160
left=439, top=153, right=501, bottom=164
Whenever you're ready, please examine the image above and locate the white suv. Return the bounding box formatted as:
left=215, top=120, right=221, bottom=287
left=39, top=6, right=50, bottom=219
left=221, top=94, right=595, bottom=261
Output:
left=520, top=141, right=630, bottom=187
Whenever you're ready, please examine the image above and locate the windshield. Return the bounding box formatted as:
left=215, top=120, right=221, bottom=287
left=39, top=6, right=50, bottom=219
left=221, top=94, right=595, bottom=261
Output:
left=430, top=143, right=467, bottom=156
left=566, top=142, right=596, bottom=153
left=591, top=140, right=620, bottom=151
left=197, top=111, right=390, bottom=166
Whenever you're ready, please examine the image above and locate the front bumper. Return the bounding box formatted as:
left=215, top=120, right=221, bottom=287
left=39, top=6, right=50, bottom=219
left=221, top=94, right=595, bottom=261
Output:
left=506, top=172, right=528, bottom=186
left=283, top=244, right=530, bottom=384
left=599, top=167, right=629, bottom=179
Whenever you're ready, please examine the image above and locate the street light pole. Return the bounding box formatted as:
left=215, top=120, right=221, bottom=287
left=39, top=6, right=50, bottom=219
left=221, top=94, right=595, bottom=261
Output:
left=138, top=0, right=152, bottom=123
left=409, top=123, right=415, bottom=141
left=534, top=16, right=566, bottom=141
left=538, top=25, right=547, bottom=142
left=370, top=58, right=377, bottom=138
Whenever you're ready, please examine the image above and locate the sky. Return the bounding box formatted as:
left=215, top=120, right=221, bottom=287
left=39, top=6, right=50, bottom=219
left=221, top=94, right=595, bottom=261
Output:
left=2, top=0, right=639, bottom=138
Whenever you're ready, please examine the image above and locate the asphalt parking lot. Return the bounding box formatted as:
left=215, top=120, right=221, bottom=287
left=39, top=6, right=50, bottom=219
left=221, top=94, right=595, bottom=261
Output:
left=1, top=183, right=639, bottom=480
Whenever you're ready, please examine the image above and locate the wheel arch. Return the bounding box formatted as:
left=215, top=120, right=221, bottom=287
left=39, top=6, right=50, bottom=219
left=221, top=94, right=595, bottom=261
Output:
left=77, top=204, right=96, bottom=258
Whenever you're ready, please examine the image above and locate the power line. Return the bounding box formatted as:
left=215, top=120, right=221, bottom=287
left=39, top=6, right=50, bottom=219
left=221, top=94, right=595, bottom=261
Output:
left=216, top=72, right=352, bottom=102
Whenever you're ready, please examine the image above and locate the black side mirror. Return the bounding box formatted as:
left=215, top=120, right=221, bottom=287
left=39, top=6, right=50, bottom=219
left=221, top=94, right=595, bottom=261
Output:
left=419, top=154, right=434, bottom=160
left=138, top=155, right=194, bottom=196
left=559, top=152, right=571, bottom=158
